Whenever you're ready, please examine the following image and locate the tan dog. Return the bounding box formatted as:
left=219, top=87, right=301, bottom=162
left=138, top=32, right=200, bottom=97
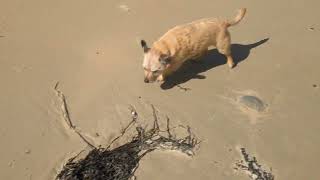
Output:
left=141, top=8, right=247, bottom=83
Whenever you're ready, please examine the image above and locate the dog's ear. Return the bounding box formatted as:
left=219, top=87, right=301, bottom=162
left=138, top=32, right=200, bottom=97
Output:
left=159, top=54, right=171, bottom=65
left=140, top=40, right=149, bottom=53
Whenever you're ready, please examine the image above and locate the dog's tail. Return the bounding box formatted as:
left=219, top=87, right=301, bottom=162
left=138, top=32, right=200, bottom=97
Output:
left=226, top=8, right=247, bottom=27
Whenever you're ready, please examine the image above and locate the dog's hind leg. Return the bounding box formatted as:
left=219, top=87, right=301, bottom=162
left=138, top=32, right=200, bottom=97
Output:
left=216, top=29, right=235, bottom=68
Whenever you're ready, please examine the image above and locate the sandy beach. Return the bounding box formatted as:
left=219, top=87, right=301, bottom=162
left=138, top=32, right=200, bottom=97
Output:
left=1, top=0, right=320, bottom=179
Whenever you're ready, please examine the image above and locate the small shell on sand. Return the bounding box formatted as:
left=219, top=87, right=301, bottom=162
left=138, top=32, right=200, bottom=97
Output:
left=308, top=27, right=315, bottom=31
left=119, top=4, right=130, bottom=12
left=238, top=95, right=266, bottom=112
left=24, top=149, right=31, bottom=154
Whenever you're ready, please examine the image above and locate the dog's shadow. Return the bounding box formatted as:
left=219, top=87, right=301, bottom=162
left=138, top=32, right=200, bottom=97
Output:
left=160, top=38, right=269, bottom=90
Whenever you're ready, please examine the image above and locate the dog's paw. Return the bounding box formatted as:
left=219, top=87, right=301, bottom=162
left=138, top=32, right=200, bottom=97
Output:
left=228, top=62, right=236, bottom=69
left=156, top=74, right=165, bottom=83
left=156, top=79, right=164, bottom=83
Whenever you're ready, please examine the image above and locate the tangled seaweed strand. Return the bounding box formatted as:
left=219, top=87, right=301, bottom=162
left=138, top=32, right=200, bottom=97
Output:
left=57, top=143, right=140, bottom=180
left=235, top=148, right=274, bottom=180
left=56, top=106, right=199, bottom=180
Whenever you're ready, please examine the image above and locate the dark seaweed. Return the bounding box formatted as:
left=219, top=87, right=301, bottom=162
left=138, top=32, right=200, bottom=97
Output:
left=56, top=106, right=199, bottom=180
left=235, top=148, right=274, bottom=180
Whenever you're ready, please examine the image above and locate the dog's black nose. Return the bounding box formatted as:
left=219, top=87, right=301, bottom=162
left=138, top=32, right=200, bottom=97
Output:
left=144, top=79, right=149, bottom=83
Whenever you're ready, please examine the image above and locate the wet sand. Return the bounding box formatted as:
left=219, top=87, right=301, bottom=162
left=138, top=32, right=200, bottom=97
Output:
left=1, top=0, right=320, bottom=179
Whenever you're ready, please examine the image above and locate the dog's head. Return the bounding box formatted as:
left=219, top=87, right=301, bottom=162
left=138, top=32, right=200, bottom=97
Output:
left=140, top=40, right=171, bottom=83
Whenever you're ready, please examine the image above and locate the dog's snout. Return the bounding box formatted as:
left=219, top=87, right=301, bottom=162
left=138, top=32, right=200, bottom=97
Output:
left=144, top=78, right=149, bottom=83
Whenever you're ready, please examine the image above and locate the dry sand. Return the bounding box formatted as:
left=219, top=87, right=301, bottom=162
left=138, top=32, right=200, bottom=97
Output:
left=1, top=0, right=320, bottom=179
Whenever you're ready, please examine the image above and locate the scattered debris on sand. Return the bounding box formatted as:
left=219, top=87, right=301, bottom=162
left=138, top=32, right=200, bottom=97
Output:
left=56, top=105, right=199, bottom=180
left=177, top=84, right=191, bottom=92
left=234, top=147, right=274, bottom=180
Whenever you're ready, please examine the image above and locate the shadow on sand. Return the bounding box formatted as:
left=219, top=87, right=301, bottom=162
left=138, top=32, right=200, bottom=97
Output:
left=160, top=38, right=269, bottom=90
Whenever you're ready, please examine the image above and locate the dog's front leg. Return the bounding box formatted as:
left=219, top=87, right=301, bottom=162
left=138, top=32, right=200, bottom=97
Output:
left=156, top=74, right=165, bottom=83
left=226, top=55, right=235, bottom=68
left=157, top=62, right=183, bottom=82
